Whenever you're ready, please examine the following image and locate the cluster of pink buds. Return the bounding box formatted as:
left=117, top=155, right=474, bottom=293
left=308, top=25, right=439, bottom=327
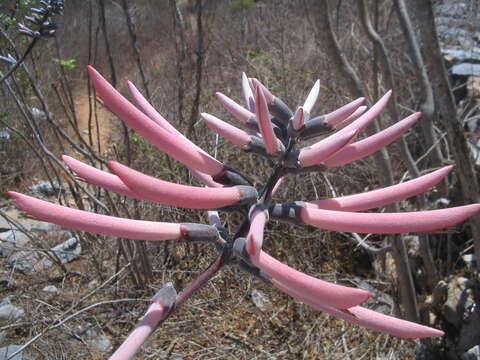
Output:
left=7, top=66, right=480, bottom=359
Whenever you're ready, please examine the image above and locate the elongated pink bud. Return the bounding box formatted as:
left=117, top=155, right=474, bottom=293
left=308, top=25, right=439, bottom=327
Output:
left=108, top=161, right=257, bottom=209
left=127, top=81, right=178, bottom=135
left=215, top=92, right=255, bottom=125
left=87, top=66, right=224, bottom=176
left=272, top=177, right=284, bottom=196
left=336, top=105, right=367, bottom=130
left=299, top=204, right=480, bottom=234
left=306, top=166, right=454, bottom=211
left=324, top=112, right=421, bottom=168
left=62, top=155, right=139, bottom=198
left=251, top=78, right=275, bottom=104
left=249, top=250, right=370, bottom=309
left=201, top=113, right=251, bottom=147
left=255, top=85, right=280, bottom=155
left=322, top=91, right=391, bottom=143
left=274, top=280, right=444, bottom=339
left=298, top=129, right=358, bottom=167
left=292, top=107, right=305, bottom=131
left=246, top=209, right=268, bottom=256
left=128, top=81, right=219, bottom=171
left=242, top=72, right=255, bottom=112
left=189, top=168, right=224, bottom=188
left=324, top=97, right=365, bottom=126
left=7, top=192, right=182, bottom=241
left=110, top=284, right=177, bottom=360
left=303, top=80, right=320, bottom=114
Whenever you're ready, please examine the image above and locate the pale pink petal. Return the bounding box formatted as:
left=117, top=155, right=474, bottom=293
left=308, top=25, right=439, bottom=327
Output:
left=324, top=112, right=420, bottom=168
left=215, top=92, right=255, bottom=125
left=306, top=166, right=454, bottom=211
left=336, top=106, right=367, bottom=130
left=298, top=130, right=358, bottom=168
left=303, top=80, right=320, bottom=115
left=324, top=97, right=365, bottom=126
left=249, top=250, right=371, bottom=309
left=299, top=204, right=480, bottom=234
left=255, top=85, right=280, bottom=155
left=292, top=107, right=305, bottom=131
left=108, top=161, right=257, bottom=209
left=62, top=155, right=139, bottom=198
left=189, top=168, right=224, bottom=188
left=321, top=91, right=391, bottom=144
left=274, top=280, right=444, bottom=339
left=7, top=192, right=181, bottom=241
left=251, top=78, right=275, bottom=104
left=272, top=177, right=284, bottom=196
left=246, top=209, right=268, bottom=256
left=87, top=66, right=224, bottom=176
left=127, top=81, right=178, bottom=135
left=201, top=113, right=251, bottom=147
left=242, top=72, right=255, bottom=112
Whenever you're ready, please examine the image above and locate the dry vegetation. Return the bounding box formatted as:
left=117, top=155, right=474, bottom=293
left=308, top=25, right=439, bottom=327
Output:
left=0, top=0, right=479, bottom=359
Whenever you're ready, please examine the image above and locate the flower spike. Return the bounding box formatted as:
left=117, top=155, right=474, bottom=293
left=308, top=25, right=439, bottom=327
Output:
left=306, top=166, right=454, bottom=211
left=87, top=66, right=225, bottom=176
left=324, top=112, right=421, bottom=168
left=299, top=204, right=480, bottom=234
left=108, top=161, right=257, bottom=209
left=303, top=80, right=320, bottom=115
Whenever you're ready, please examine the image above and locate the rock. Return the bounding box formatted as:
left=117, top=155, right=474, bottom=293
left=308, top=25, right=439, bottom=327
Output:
left=30, top=107, right=47, bottom=121
left=34, top=237, right=81, bottom=270
left=458, top=302, right=480, bottom=354
left=73, top=324, right=112, bottom=353
left=42, top=285, right=58, bottom=293
left=0, top=298, right=24, bottom=324
left=9, top=237, right=81, bottom=272
left=463, top=345, right=480, bottom=360
left=250, top=289, right=271, bottom=312
left=462, top=254, right=477, bottom=270
left=451, top=63, right=480, bottom=77
left=442, top=277, right=473, bottom=329
left=27, top=181, right=63, bottom=197
left=0, top=345, right=30, bottom=360
left=0, top=230, right=30, bottom=256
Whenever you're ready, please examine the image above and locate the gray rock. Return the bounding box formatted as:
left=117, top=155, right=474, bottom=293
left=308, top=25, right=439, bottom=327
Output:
left=0, top=230, right=30, bottom=256
left=451, top=63, right=480, bottom=77
left=0, top=298, right=24, bottom=324
left=42, top=285, right=58, bottom=293
left=7, top=250, right=40, bottom=273
left=250, top=289, right=271, bottom=312
left=74, top=324, right=112, bottom=353
left=0, top=345, right=30, bottom=360
left=35, top=237, right=81, bottom=270
left=27, top=181, right=63, bottom=197
left=463, top=345, right=480, bottom=360
left=0, top=331, right=6, bottom=346
left=459, top=302, right=480, bottom=354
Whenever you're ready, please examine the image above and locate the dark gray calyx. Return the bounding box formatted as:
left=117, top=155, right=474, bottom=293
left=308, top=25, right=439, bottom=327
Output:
left=236, top=186, right=259, bottom=205
left=269, top=98, right=293, bottom=124
left=245, top=136, right=285, bottom=158
left=238, top=260, right=271, bottom=284
left=151, top=282, right=177, bottom=309
left=213, top=167, right=252, bottom=186
left=268, top=202, right=303, bottom=225
left=298, top=115, right=334, bottom=140
left=283, top=149, right=300, bottom=168
left=233, top=237, right=249, bottom=260
left=181, top=223, right=219, bottom=242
